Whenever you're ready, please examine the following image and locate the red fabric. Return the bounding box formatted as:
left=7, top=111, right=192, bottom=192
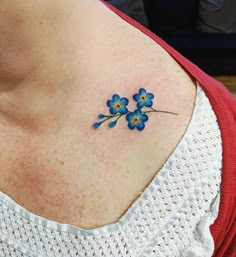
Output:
left=100, top=1, right=236, bottom=256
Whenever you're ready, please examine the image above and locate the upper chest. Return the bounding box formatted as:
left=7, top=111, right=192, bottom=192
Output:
left=0, top=126, right=171, bottom=229
left=0, top=109, right=192, bottom=230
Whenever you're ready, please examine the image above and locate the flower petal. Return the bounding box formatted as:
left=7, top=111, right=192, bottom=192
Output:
left=110, top=107, right=118, bottom=115
left=147, top=93, right=154, bottom=99
left=133, top=94, right=140, bottom=101
left=137, top=101, right=145, bottom=109
left=120, top=107, right=128, bottom=114
left=137, top=122, right=145, bottom=131
left=112, top=94, right=120, bottom=102
left=107, top=100, right=113, bottom=107
left=139, top=88, right=146, bottom=95
left=145, top=100, right=153, bottom=107
left=126, top=112, right=133, bottom=121
left=134, top=109, right=142, bottom=115
left=120, top=97, right=129, bottom=106
left=141, top=114, right=149, bottom=122
left=128, top=122, right=136, bottom=129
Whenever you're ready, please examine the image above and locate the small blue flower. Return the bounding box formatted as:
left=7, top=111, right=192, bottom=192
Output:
left=107, top=94, right=129, bottom=115
left=126, top=109, right=149, bottom=131
left=133, top=88, right=154, bottom=109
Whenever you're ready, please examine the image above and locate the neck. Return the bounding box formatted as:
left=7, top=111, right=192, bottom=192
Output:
left=0, top=0, right=120, bottom=134
left=0, top=0, right=179, bottom=136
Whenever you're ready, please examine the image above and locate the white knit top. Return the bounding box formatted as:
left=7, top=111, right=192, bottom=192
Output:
left=0, top=84, right=222, bottom=257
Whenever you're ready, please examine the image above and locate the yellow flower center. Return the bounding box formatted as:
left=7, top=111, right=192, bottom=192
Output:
left=141, top=94, right=146, bottom=101
left=115, top=102, right=121, bottom=109
left=133, top=116, right=140, bottom=124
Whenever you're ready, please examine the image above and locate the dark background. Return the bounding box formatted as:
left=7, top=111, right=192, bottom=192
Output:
left=106, top=0, right=236, bottom=76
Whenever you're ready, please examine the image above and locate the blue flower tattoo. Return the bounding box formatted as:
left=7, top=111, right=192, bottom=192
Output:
left=93, top=88, right=178, bottom=131
left=126, top=109, right=148, bottom=131
left=133, top=88, right=154, bottom=109
left=107, top=94, right=129, bottom=115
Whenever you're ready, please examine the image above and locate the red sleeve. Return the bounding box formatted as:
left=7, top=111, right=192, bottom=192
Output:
left=100, top=1, right=236, bottom=256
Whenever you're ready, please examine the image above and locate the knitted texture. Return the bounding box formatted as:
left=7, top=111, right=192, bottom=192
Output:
left=100, top=2, right=236, bottom=255
left=0, top=85, right=222, bottom=257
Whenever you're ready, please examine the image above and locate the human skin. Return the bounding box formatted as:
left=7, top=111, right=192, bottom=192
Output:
left=0, top=0, right=196, bottom=229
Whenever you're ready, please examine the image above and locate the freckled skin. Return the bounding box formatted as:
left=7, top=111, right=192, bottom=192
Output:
left=0, top=133, right=125, bottom=228
left=5, top=161, right=89, bottom=225
left=58, top=160, right=65, bottom=166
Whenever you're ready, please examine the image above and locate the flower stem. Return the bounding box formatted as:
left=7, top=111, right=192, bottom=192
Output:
left=144, top=107, right=178, bottom=115
left=115, top=114, right=123, bottom=122
left=100, top=114, right=120, bottom=124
